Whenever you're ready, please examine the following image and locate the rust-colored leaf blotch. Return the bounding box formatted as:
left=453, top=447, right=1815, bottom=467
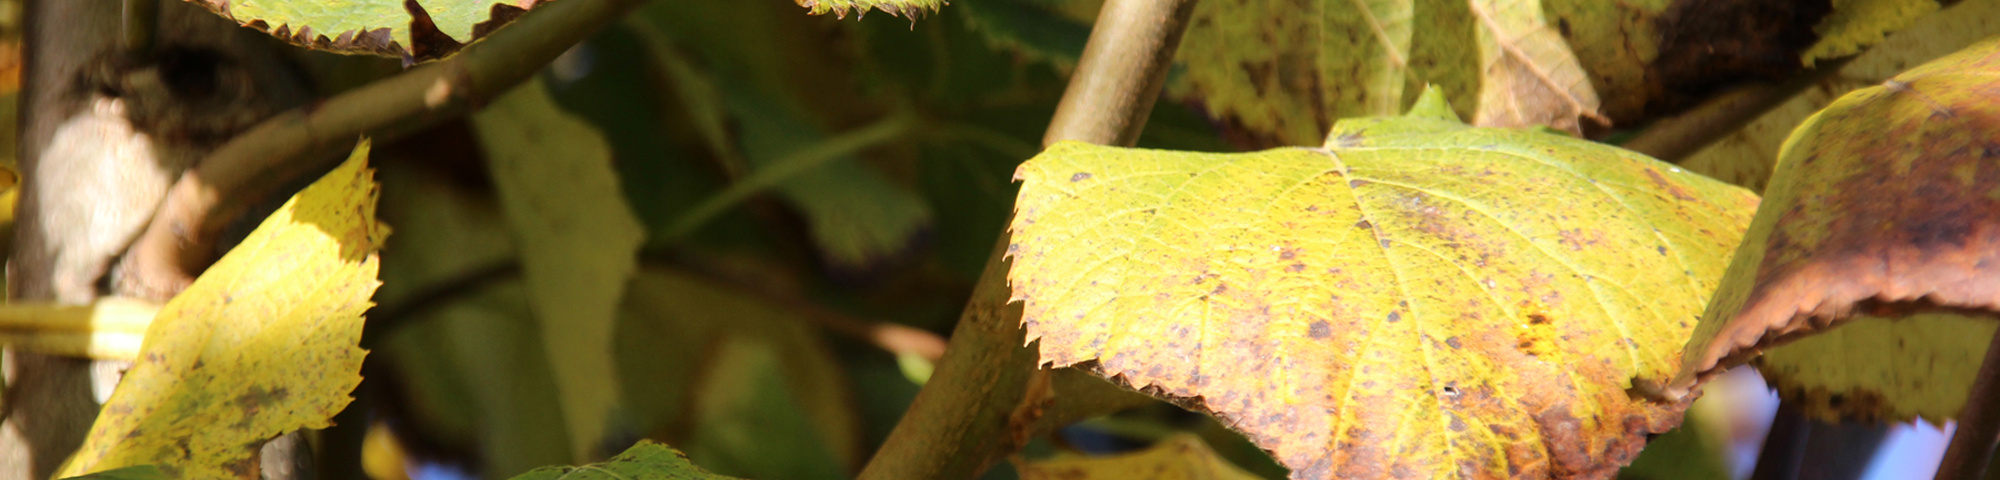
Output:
left=1667, top=38, right=2000, bottom=421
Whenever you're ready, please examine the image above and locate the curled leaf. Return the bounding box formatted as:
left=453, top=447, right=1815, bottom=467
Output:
left=1665, top=39, right=2000, bottom=420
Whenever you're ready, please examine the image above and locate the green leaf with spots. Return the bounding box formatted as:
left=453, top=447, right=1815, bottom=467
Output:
left=182, top=0, right=555, bottom=60
left=1005, top=89, right=1756, bottom=478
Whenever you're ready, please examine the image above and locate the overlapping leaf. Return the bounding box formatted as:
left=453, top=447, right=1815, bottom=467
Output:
left=1174, top=0, right=1601, bottom=146
left=1019, top=434, right=1261, bottom=480
left=1007, top=90, right=1756, bottom=478
left=1676, top=0, right=2000, bottom=192
left=473, top=78, right=645, bottom=462
left=1664, top=38, right=2000, bottom=422
left=1800, top=0, right=1939, bottom=66
left=509, top=441, right=743, bottom=480
left=57, top=141, right=386, bottom=478
left=795, top=0, right=946, bottom=19
left=183, top=0, right=551, bottom=60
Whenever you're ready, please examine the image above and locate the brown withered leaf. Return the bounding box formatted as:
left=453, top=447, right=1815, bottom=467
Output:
left=1660, top=39, right=2000, bottom=422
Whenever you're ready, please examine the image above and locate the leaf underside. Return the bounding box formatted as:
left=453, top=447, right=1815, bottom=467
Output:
left=1669, top=38, right=2000, bottom=421
left=1007, top=91, right=1756, bottom=479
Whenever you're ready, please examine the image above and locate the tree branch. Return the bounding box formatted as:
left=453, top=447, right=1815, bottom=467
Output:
left=115, top=0, right=648, bottom=298
left=856, top=0, right=1199, bottom=478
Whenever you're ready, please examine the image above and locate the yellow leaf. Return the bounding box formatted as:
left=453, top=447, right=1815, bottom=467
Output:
left=1175, top=0, right=1602, bottom=146
left=1669, top=38, right=2000, bottom=422
left=473, top=78, right=645, bottom=461
left=1007, top=89, right=1755, bottom=478
left=1757, top=313, right=1996, bottom=423
left=1801, top=0, right=1940, bottom=66
left=1019, top=434, right=1263, bottom=480
left=1677, top=0, right=2000, bottom=192
left=58, top=140, right=386, bottom=479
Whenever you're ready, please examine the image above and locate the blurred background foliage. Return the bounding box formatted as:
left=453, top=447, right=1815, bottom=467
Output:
left=353, top=1, right=1261, bottom=478
left=4, top=0, right=1989, bottom=477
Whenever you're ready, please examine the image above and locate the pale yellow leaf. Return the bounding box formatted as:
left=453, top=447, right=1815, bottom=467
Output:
left=58, top=140, right=386, bottom=479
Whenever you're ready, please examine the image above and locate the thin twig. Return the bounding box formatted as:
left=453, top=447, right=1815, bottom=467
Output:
left=856, top=0, right=1198, bottom=478
left=115, top=0, right=649, bottom=299
left=1042, top=0, right=1200, bottom=147
left=1937, top=327, right=2000, bottom=480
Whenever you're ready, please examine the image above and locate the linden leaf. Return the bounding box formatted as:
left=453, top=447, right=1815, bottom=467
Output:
left=59, top=465, right=171, bottom=480
left=182, top=0, right=553, bottom=61
left=57, top=141, right=386, bottom=479
left=473, top=78, right=646, bottom=461
left=1007, top=89, right=1755, bottom=478
left=1666, top=38, right=2000, bottom=421
left=509, top=440, right=744, bottom=480
left=1175, top=0, right=1602, bottom=146
left=795, top=0, right=946, bottom=19
left=1756, top=313, right=1996, bottom=423
left=1800, top=0, right=1940, bottom=66
left=1018, top=434, right=1262, bottom=480
left=1676, top=0, right=2000, bottom=192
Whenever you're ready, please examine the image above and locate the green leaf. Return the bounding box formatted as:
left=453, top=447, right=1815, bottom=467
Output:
left=636, top=3, right=934, bottom=271
left=617, top=270, right=862, bottom=477
left=58, top=141, right=386, bottom=479
left=957, top=0, right=1094, bottom=68
left=473, top=78, right=646, bottom=461
left=181, top=0, right=552, bottom=61
left=1174, top=0, right=1602, bottom=146
left=1668, top=38, right=2000, bottom=422
left=794, top=0, right=948, bottom=19
left=1006, top=89, right=1756, bottom=478
left=509, top=440, right=744, bottom=480
left=373, top=158, right=577, bottom=476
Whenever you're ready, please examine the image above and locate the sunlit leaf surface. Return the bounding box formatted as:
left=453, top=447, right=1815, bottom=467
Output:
left=59, top=141, right=386, bottom=479
left=1008, top=90, right=1755, bottom=478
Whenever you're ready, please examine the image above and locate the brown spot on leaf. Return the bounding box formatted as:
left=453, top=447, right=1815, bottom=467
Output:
left=1308, top=321, right=1331, bottom=339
